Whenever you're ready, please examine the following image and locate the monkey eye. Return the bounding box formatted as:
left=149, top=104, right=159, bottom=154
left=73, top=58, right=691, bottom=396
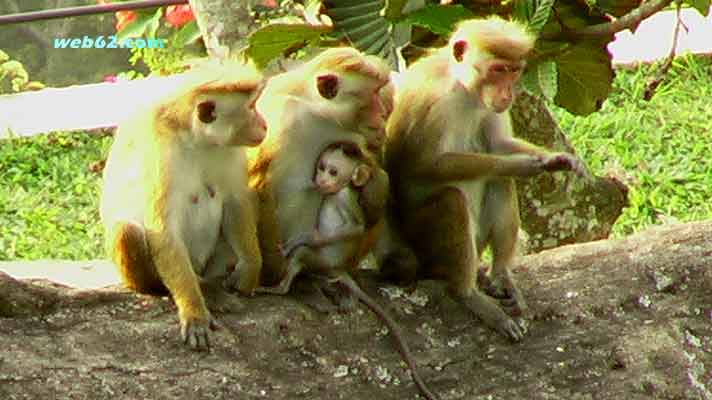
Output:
left=491, top=64, right=509, bottom=73
left=318, top=162, right=326, bottom=171
left=197, top=101, right=217, bottom=123
left=329, top=168, right=337, bottom=176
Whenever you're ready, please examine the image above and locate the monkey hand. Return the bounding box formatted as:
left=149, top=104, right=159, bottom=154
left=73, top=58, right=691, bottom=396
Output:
left=179, top=310, right=221, bottom=351
left=540, top=153, right=580, bottom=173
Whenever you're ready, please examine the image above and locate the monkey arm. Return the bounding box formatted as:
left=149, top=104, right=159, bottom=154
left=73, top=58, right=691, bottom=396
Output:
left=408, top=151, right=546, bottom=182
left=281, top=226, right=366, bottom=257
left=483, top=113, right=588, bottom=177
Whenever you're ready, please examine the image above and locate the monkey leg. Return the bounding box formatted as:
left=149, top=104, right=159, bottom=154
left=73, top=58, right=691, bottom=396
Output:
left=145, top=230, right=216, bottom=351
left=254, top=247, right=313, bottom=295
left=407, top=186, right=524, bottom=341
left=109, top=221, right=165, bottom=295
left=312, top=277, right=358, bottom=313
left=199, top=278, right=244, bottom=314
left=221, top=194, right=262, bottom=296
left=480, top=179, right=528, bottom=316
left=373, top=214, right=419, bottom=286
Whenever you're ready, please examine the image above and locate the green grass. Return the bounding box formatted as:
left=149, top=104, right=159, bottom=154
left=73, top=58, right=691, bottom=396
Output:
left=552, top=54, right=712, bottom=237
left=0, top=132, right=112, bottom=260
left=1, top=55, right=711, bottom=260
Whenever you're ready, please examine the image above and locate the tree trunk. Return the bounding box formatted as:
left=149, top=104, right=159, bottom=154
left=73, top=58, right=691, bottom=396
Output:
left=188, top=0, right=260, bottom=59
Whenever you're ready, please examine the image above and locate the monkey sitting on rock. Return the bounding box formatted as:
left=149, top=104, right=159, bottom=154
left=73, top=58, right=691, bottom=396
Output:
left=258, top=143, right=437, bottom=400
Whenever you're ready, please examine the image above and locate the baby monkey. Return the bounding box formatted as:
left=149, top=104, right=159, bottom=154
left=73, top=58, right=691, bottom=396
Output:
left=257, top=144, right=437, bottom=400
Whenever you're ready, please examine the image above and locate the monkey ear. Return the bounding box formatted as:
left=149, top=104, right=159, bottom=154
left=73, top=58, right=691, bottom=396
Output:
left=453, top=40, right=467, bottom=63
left=316, top=74, right=339, bottom=99
left=351, top=165, right=371, bottom=187
left=197, top=100, right=217, bottom=123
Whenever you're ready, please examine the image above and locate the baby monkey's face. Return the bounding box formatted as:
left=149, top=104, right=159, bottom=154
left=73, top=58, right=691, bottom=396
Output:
left=314, top=149, right=355, bottom=195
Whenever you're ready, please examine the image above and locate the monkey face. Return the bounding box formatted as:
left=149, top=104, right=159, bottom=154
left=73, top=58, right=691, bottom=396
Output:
left=315, top=72, right=389, bottom=141
left=192, top=91, right=267, bottom=147
left=475, top=60, right=524, bottom=113
left=314, top=148, right=355, bottom=195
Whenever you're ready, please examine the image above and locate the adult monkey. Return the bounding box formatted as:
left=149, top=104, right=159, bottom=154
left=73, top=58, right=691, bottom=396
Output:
left=101, top=62, right=266, bottom=350
left=385, top=17, right=586, bottom=341
left=250, top=47, right=393, bottom=288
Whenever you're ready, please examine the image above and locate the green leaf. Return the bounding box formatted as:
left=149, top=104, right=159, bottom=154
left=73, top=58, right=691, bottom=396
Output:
left=247, top=23, right=330, bottom=68
left=324, top=0, right=398, bottom=67
left=687, top=0, right=711, bottom=16
left=529, top=0, right=555, bottom=34
left=554, top=40, right=613, bottom=115
left=173, top=20, right=202, bottom=48
left=513, top=0, right=535, bottom=23
left=146, top=8, right=162, bottom=40
left=522, top=60, right=558, bottom=100
left=402, top=4, right=474, bottom=36
left=117, top=10, right=160, bottom=41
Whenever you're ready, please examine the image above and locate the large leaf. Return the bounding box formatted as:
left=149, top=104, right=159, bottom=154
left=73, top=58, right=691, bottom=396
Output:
left=529, top=0, right=555, bottom=34
left=514, top=0, right=555, bottom=33
left=402, top=4, right=474, bottom=35
left=323, top=0, right=399, bottom=67
left=554, top=40, right=613, bottom=115
left=522, top=60, right=558, bottom=101
left=687, top=0, right=711, bottom=16
left=247, top=23, right=330, bottom=68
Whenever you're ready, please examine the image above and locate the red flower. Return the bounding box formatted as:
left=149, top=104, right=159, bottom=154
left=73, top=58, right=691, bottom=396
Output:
left=165, top=5, right=195, bottom=28
left=115, top=10, right=137, bottom=32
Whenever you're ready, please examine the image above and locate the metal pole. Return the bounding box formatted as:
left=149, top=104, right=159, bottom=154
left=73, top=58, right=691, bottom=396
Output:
left=0, top=0, right=189, bottom=25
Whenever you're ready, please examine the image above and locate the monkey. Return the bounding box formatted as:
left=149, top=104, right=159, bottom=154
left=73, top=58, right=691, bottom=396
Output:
left=100, top=61, right=266, bottom=350
left=256, top=143, right=387, bottom=295
left=248, top=47, right=394, bottom=288
left=384, top=17, right=586, bottom=341
left=256, top=145, right=437, bottom=400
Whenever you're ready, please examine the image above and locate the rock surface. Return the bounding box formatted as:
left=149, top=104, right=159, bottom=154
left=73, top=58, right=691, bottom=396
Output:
left=512, top=92, right=629, bottom=253
left=1, top=221, right=711, bottom=400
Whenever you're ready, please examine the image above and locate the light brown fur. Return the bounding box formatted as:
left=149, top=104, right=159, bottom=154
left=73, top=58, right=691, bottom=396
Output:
left=247, top=47, right=392, bottom=286
left=385, top=17, right=584, bottom=341
left=100, top=61, right=266, bottom=350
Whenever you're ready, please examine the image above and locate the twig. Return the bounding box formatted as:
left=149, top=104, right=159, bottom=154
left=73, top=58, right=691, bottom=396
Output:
left=542, top=0, right=674, bottom=40
left=643, top=3, right=683, bottom=100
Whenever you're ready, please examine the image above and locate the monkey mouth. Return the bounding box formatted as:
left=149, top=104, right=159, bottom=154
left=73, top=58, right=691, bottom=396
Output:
left=254, top=111, right=267, bottom=131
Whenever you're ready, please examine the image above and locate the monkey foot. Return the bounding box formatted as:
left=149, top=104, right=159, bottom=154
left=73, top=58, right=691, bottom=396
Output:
left=180, top=315, right=220, bottom=351
left=203, top=288, right=244, bottom=314
left=458, top=290, right=526, bottom=342
left=477, top=268, right=528, bottom=317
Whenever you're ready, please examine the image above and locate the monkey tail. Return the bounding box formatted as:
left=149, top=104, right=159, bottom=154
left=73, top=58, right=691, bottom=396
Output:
left=335, top=274, right=439, bottom=400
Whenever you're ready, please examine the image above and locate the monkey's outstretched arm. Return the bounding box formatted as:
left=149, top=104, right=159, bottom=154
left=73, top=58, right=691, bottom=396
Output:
left=484, top=114, right=589, bottom=178
left=410, top=151, right=546, bottom=182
